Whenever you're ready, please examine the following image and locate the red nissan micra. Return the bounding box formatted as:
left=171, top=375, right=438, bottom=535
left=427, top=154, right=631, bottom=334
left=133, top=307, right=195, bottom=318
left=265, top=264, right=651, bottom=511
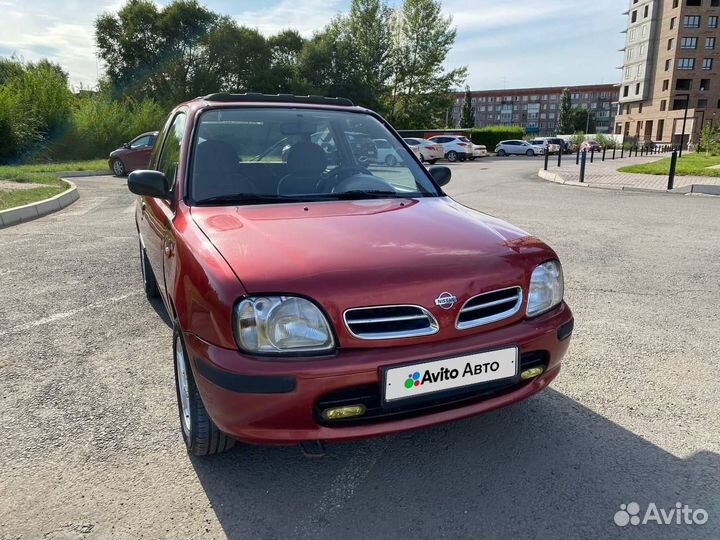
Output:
left=128, top=93, right=573, bottom=456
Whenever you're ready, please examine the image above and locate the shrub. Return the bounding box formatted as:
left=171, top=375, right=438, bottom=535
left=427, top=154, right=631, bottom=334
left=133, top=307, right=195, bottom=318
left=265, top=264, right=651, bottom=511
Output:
left=569, top=132, right=585, bottom=147
left=469, top=125, right=525, bottom=149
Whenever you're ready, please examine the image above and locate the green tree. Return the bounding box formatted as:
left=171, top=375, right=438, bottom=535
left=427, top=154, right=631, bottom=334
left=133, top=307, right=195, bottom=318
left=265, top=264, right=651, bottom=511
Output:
left=386, top=0, right=466, bottom=128
left=698, top=124, right=719, bottom=155
left=459, top=85, right=475, bottom=128
left=557, top=88, right=572, bottom=134
left=266, top=30, right=306, bottom=93
left=570, top=107, right=595, bottom=133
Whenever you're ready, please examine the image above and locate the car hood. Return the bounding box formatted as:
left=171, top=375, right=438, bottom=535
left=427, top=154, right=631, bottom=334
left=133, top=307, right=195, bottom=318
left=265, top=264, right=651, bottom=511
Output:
left=190, top=197, right=555, bottom=345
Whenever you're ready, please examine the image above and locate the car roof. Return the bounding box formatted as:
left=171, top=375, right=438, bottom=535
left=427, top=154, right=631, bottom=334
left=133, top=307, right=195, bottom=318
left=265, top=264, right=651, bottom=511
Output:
left=180, top=92, right=366, bottom=114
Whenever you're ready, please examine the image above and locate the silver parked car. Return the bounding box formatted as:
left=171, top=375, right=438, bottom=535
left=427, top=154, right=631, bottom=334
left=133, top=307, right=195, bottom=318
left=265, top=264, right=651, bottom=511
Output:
left=495, top=140, right=539, bottom=157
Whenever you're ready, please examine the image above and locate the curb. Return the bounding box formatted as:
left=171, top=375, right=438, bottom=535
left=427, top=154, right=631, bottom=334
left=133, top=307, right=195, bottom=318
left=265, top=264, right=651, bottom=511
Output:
left=0, top=179, right=79, bottom=228
left=537, top=169, right=719, bottom=197
left=58, top=170, right=111, bottom=178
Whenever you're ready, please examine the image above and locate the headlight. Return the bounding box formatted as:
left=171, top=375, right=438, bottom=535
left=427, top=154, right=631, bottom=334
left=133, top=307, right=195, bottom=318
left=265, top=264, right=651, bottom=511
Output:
left=526, top=260, right=564, bottom=317
left=234, top=296, right=335, bottom=354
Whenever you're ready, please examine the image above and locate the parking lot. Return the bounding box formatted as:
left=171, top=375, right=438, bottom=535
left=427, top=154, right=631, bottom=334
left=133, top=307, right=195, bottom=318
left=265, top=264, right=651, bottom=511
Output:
left=0, top=158, right=718, bottom=540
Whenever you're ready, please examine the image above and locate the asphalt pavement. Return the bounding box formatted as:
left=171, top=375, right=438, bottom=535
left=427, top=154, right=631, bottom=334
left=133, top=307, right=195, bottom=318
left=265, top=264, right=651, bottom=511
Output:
left=0, top=158, right=718, bottom=540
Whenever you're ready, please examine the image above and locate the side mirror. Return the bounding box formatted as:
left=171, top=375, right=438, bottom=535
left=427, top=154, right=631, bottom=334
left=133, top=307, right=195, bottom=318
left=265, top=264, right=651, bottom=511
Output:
left=127, top=170, right=170, bottom=199
left=122, top=142, right=130, bottom=149
left=428, top=165, right=451, bottom=187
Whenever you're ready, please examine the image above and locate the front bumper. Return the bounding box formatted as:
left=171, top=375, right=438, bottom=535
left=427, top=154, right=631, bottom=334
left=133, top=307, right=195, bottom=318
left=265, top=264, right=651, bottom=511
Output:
left=186, top=303, right=573, bottom=445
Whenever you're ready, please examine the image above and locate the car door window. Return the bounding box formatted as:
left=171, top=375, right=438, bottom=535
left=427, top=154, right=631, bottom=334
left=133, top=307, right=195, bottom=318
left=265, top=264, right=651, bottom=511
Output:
left=130, top=135, right=152, bottom=149
left=157, top=113, right=186, bottom=191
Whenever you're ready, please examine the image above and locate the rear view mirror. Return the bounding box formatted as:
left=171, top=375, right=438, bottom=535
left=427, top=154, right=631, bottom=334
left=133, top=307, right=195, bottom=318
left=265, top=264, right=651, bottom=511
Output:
left=122, top=142, right=130, bottom=149
left=428, top=166, right=451, bottom=187
left=127, top=170, right=170, bottom=199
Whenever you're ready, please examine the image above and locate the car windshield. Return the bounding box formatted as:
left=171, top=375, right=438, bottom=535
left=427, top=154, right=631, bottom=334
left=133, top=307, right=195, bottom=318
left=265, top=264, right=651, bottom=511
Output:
left=189, top=108, right=440, bottom=205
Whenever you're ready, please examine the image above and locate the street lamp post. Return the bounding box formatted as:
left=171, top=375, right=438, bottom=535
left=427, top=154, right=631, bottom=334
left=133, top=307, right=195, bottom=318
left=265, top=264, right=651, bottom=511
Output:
left=677, top=93, right=690, bottom=158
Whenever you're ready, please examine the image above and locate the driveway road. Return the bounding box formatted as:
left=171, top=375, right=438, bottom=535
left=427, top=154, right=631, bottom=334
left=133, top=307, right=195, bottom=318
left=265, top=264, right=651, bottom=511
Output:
left=0, top=161, right=718, bottom=540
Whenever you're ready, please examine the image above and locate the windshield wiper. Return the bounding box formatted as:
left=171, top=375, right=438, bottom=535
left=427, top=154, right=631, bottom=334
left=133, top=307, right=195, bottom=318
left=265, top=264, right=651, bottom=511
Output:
left=329, top=190, right=417, bottom=200
left=194, top=193, right=315, bottom=205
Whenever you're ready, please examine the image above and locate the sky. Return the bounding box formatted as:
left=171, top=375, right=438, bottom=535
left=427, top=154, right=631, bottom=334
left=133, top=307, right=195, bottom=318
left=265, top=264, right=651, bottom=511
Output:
left=0, top=0, right=628, bottom=91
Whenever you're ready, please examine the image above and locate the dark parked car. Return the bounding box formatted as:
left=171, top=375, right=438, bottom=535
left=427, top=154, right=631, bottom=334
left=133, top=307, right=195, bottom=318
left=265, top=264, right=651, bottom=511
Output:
left=127, top=93, right=573, bottom=456
left=109, top=131, right=158, bottom=176
left=580, top=140, right=602, bottom=153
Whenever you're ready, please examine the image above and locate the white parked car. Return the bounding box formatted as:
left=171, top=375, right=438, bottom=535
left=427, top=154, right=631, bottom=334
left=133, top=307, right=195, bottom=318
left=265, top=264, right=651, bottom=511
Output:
left=529, top=139, right=561, bottom=155
left=403, top=138, right=444, bottom=164
left=495, top=140, right=540, bottom=157
left=373, top=138, right=402, bottom=166
left=428, top=135, right=473, bottom=162
left=471, top=144, right=488, bottom=160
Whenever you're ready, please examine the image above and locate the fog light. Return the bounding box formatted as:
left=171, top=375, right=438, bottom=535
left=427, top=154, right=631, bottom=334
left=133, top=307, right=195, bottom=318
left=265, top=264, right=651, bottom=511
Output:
left=321, top=405, right=366, bottom=420
left=520, top=366, right=545, bottom=380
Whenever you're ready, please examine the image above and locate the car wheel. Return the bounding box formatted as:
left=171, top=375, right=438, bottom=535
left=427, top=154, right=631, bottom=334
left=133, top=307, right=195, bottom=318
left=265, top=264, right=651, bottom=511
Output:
left=111, top=158, right=126, bottom=177
left=385, top=154, right=398, bottom=167
left=428, top=159, right=438, bottom=165
left=446, top=151, right=458, bottom=162
left=497, top=149, right=506, bottom=157
left=469, top=156, right=476, bottom=161
left=139, top=241, right=160, bottom=300
left=526, top=149, right=535, bottom=156
left=174, top=325, right=236, bottom=456
left=419, top=153, right=425, bottom=163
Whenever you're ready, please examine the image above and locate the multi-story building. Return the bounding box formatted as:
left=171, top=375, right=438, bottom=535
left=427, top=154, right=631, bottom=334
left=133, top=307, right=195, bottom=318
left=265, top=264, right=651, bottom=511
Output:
left=615, top=0, right=720, bottom=145
left=451, top=84, right=618, bottom=135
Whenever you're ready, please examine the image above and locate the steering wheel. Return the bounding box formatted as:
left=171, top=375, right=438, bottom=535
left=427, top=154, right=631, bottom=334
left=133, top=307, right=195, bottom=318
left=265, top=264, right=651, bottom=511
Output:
left=316, top=164, right=372, bottom=192
left=331, top=174, right=395, bottom=194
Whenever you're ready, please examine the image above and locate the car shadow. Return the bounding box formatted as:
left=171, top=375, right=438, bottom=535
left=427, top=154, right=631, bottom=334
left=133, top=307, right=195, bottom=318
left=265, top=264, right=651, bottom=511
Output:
left=190, top=389, right=719, bottom=540
left=148, top=296, right=172, bottom=328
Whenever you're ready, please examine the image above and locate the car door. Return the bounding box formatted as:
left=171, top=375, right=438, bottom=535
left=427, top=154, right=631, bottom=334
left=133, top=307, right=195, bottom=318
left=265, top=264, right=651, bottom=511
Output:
left=139, top=113, right=186, bottom=305
left=125, top=134, right=154, bottom=171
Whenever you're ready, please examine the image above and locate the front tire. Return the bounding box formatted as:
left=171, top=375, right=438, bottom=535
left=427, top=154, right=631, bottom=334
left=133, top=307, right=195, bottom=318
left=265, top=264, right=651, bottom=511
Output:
left=111, top=158, right=126, bottom=177
left=140, top=241, right=159, bottom=300
left=526, top=149, right=535, bottom=156
left=385, top=154, right=398, bottom=167
left=497, top=149, right=507, bottom=157
left=174, top=326, right=236, bottom=456
left=446, top=150, right=458, bottom=162
left=428, top=159, right=438, bottom=165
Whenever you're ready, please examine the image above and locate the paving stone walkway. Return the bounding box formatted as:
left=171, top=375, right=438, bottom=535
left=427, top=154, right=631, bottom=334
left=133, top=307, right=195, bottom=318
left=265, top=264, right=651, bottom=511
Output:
left=540, top=153, right=720, bottom=192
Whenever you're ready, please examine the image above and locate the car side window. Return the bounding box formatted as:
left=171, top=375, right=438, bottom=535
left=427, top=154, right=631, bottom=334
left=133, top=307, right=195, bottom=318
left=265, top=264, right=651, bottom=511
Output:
left=130, top=135, right=151, bottom=149
left=156, top=113, right=186, bottom=191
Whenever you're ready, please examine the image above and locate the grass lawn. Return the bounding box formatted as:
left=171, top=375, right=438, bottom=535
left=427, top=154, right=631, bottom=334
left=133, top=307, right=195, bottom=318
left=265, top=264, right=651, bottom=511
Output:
left=0, top=159, right=107, bottom=211
left=617, top=153, right=720, bottom=177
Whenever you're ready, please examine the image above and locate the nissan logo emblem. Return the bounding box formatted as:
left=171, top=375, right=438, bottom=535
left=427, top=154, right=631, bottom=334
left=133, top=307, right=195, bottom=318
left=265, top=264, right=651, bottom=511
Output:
left=434, top=292, right=457, bottom=310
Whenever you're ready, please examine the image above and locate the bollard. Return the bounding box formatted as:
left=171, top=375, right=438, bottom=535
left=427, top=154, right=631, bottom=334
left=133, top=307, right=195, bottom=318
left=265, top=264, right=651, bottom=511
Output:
left=667, top=150, right=678, bottom=190
left=544, top=148, right=549, bottom=170
left=640, top=146, right=644, bottom=157
left=579, top=150, right=587, bottom=182
left=602, top=147, right=606, bottom=161
left=621, top=145, right=625, bottom=158
left=612, top=146, right=616, bottom=160
left=557, top=147, right=562, bottom=167
left=590, top=147, right=595, bottom=163
left=576, top=149, right=580, bottom=165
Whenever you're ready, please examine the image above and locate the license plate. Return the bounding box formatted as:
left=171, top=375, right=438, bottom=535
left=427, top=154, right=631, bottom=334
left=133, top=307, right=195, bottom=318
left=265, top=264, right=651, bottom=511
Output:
left=383, top=347, right=518, bottom=403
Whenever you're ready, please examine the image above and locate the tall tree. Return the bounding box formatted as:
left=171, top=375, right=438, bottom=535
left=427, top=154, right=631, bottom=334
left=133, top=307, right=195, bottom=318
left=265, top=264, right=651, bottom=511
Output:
left=460, top=85, right=475, bottom=128
left=557, top=88, right=573, bottom=134
left=571, top=107, right=595, bottom=133
left=386, top=0, right=466, bottom=128
left=266, top=30, right=306, bottom=93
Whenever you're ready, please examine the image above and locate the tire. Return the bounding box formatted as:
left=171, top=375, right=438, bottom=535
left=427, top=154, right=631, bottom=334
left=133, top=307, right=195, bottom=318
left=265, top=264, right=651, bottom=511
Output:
left=446, top=150, right=458, bottom=162
left=428, top=159, right=438, bottom=165
left=497, top=149, right=507, bottom=157
left=385, top=154, right=398, bottom=167
left=111, top=158, right=126, bottom=177
left=469, top=156, right=476, bottom=161
left=419, top=153, right=425, bottom=163
left=139, top=241, right=160, bottom=299
left=526, top=149, right=535, bottom=156
left=174, top=325, right=236, bottom=456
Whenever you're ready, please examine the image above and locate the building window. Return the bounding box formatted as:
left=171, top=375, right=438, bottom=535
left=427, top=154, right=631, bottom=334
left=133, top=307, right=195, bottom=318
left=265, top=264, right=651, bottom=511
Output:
left=629, top=28, right=636, bottom=40
left=625, top=67, right=632, bottom=79
left=635, top=83, right=641, bottom=94
left=644, top=5, right=649, bottom=17
left=706, top=37, right=716, bottom=49
left=703, top=58, right=713, bottom=69
left=668, top=38, right=675, bottom=50
left=673, top=0, right=679, bottom=7
left=662, top=79, right=669, bottom=91
left=623, top=85, right=629, bottom=97
left=686, top=0, right=701, bottom=5
left=672, top=98, right=689, bottom=110
left=709, top=16, right=718, bottom=28
left=680, top=37, right=698, bottom=48
left=670, top=17, right=677, bottom=29
left=665, top=59, right=671, bottom=71
left=625, top=104, right=631, bottom=115
left=657, top=119, right=664, bottom=140
left=684, top=15, right=701, bottom=27
left=678, top=58, right=696, bottom=69
left=660, top=99, right=667, bottom=111
left=698, top=98, right=708, bottom=108
left=700, top=79, right=710, bottom=90
left=713, top=0, right=720, bottom=5
left=631, top=10, right=637, bottom=22
left=639, top=103, right=643, bottom=113
left=676, top=78, right=692, bottom=90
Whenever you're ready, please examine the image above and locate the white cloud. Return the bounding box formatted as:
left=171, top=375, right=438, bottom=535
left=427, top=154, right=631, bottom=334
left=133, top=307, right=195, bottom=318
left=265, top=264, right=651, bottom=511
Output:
left=229, top=0, right=346, bottom=37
